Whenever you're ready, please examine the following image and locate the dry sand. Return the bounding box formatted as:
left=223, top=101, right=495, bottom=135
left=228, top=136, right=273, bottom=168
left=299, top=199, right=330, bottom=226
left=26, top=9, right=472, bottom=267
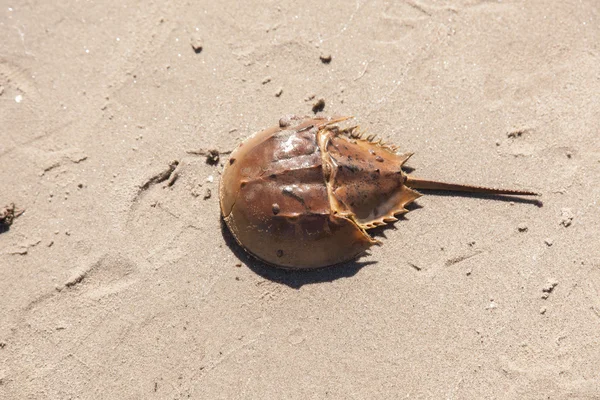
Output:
left=1, top=0, right=599, bottom=398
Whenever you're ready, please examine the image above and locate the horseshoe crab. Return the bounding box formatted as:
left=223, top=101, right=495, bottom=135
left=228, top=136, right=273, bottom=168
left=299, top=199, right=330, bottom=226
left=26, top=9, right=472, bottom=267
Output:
left=220, top=115, right=537, bottom=269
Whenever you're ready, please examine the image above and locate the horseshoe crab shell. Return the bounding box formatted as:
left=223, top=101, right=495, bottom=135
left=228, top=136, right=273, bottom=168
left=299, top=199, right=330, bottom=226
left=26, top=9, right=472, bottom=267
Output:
left=219, top=115, right=536, bottom=269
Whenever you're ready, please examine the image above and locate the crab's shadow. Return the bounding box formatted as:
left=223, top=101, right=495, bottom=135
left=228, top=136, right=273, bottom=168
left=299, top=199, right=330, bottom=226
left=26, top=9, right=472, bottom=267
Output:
left=220, top=217, right=376, bottom=289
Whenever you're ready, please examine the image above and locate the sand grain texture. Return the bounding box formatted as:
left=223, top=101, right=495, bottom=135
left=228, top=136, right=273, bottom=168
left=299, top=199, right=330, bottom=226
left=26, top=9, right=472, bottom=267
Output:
left=1, top=1, right=599, bottom=399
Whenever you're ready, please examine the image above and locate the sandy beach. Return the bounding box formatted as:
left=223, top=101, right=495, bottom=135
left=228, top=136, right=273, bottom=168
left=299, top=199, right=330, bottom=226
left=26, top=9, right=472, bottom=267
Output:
left=1, top=1, right=599, bottom=398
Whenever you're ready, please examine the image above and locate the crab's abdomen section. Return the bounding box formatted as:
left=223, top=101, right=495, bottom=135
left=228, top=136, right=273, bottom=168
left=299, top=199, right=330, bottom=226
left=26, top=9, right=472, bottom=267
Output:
left=321, top=130, right=421, bottom=229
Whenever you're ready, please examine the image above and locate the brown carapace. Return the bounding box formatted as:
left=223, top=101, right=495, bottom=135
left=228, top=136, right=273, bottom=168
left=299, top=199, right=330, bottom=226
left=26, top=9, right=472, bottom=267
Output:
left=220, top=115, right=537, bottom=269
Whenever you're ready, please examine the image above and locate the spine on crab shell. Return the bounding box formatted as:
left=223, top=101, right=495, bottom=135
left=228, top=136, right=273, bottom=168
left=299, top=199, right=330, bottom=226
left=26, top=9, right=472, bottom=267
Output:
left=404, top=176, right=539, bottom=196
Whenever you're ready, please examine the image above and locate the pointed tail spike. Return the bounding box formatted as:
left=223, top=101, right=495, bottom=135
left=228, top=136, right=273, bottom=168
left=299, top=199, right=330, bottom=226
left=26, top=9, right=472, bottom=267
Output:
left=405, top=176, right=538, bottom=196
